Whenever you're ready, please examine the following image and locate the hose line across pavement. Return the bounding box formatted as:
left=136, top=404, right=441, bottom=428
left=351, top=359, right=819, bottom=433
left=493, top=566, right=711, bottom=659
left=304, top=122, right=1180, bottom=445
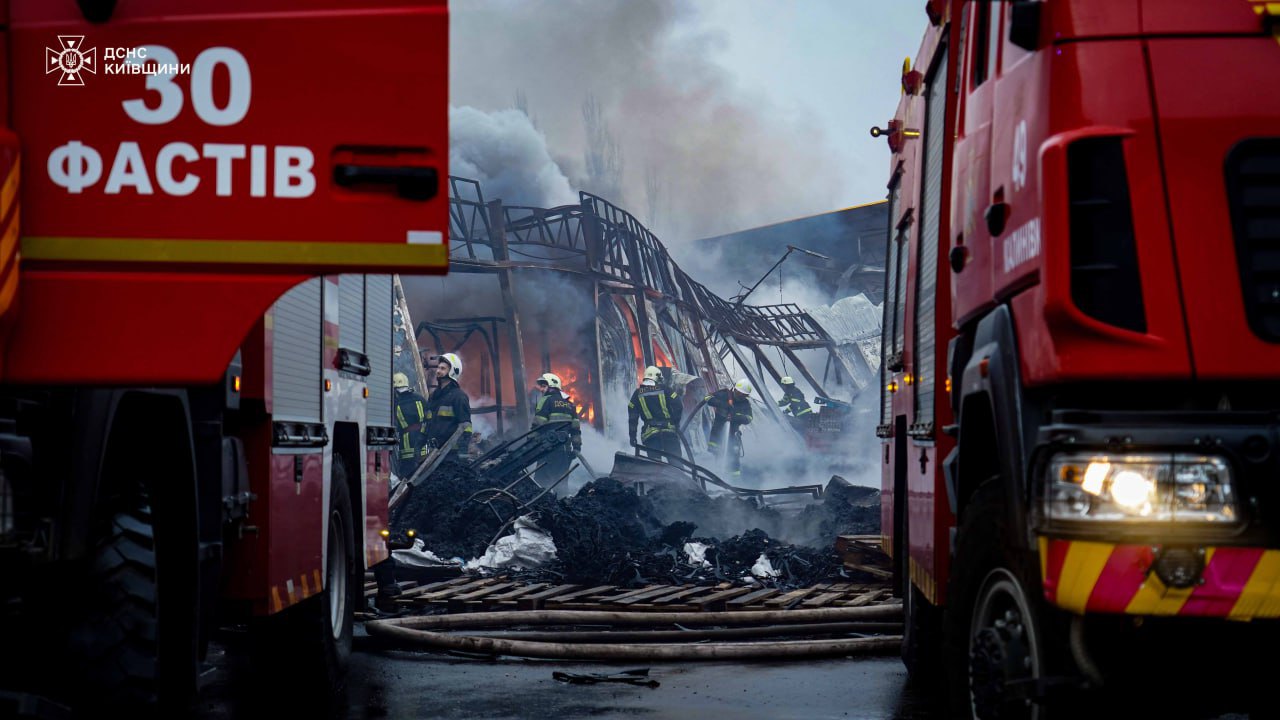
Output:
left=365, top=604, right=903, bottom=661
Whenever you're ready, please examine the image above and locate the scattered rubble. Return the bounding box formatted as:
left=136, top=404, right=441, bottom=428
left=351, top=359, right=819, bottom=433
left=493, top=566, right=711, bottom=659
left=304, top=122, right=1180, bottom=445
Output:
left=388, top=456, right=883, bottom=592
left=389, top=460, right=555, bottom=560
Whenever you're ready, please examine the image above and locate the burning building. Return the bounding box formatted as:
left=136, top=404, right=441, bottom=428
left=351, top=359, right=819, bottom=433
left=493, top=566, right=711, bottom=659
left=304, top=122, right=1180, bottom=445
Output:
left=400, top=177, right=882, bottom=477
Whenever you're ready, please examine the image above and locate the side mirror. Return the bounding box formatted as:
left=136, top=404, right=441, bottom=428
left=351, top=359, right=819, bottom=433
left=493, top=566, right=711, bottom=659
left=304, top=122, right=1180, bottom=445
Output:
left=1009, top=1, right=1042, bottom=52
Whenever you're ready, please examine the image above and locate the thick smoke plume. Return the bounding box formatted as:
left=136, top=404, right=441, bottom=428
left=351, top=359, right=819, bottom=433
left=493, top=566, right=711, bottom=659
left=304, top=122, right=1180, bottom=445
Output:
left=450, top=0, right=846, bottom=244
left=449, top=106, right=577, bottom=208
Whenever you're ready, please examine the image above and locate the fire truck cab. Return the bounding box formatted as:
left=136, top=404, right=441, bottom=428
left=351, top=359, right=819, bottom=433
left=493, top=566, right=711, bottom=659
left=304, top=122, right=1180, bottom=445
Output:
left=0, top=1, right=448, bottom=713
left=878, top=1, right=1280, bottom=716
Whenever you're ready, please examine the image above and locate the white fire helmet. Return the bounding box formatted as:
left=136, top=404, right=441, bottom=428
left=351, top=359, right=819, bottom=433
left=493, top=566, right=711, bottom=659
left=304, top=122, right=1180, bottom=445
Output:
left=780, top=376, right=795, bottom=385
left=643, top=366, right=663, bottom=382
left=542, top=372, right=562, bottom=389
left=393, top=372, right=410, bottom=390
left=642, top=379, right=657, bottom=387
left=439, top=353, right=462, bottom=381
left=733, top=378, right=753, bottom=396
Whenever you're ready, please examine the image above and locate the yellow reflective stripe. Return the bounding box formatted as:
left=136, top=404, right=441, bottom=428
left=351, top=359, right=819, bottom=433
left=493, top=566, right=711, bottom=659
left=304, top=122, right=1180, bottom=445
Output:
left=1055, top=541, right=1113, bottom=614
left=0, top=158, right=18, bottom=222
left=638, top=395, right=654, bottom=420
left=416, top=400, right=424, bottom=416
left=657, top=392, right=668, bottom=417
left=22, top=235, right=449, bottom=269
left=437, top=407, right=454, bottom=417
left=462, top=423, right=473, bottom=433
left=796, top=408, right=813, bottom=416
left=396, top=406, right=407, bottom=427
left=1230, top=550, right=1280, bottom=620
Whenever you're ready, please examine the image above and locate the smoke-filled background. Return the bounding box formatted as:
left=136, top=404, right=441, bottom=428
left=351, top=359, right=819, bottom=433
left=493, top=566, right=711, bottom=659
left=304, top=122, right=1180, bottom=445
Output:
left=425, top=1, right=917, bottom=496
left=449, top=0, right=919, bottom=244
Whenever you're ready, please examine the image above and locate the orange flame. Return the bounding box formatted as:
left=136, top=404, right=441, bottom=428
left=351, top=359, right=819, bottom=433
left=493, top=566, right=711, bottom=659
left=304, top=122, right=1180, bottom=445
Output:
left=551, top=364, right=595, bottom=425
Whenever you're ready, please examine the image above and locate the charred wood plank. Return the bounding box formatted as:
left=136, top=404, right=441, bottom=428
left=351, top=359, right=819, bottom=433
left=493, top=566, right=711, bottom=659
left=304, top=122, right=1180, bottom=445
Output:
left=727, top=588, right=783, bottom=608
left=518, top=584, right=582, bottom=611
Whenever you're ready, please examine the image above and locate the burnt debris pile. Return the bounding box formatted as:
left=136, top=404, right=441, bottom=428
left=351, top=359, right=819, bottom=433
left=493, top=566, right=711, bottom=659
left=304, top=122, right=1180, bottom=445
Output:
left=393, top=465, right=882, bottom=589
left=390, top=461, right=556, bottom=560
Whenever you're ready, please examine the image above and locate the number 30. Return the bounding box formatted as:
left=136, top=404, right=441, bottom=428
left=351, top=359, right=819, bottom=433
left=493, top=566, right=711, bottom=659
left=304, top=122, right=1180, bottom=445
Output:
left=122, top=46, right=251, bottom=127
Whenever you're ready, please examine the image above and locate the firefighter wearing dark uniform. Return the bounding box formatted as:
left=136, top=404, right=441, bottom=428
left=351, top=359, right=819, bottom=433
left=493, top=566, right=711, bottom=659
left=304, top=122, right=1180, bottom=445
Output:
left=424, top=353, right=472, bottom=460
left=629, top=365, right=683, bottom=460
left=393, top=372, right=428, bottom=478
left=777, top=376, right=814, bottom=435
left=532, top=372, right=581, bottom=484
left=706, top=379, right=754, bottom=478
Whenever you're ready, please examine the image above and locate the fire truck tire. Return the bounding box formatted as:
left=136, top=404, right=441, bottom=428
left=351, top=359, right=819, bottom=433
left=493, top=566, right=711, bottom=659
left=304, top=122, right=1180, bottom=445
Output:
left=945, top=479, right=1047, bottom=720
left=74, top=496, right=167, bottom=715
left=291, top=459, right=357, bottom=688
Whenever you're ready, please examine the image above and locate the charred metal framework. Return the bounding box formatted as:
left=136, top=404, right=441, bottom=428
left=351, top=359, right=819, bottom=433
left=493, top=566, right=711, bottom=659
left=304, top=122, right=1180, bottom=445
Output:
left=445, top=176, right=874, bottom=436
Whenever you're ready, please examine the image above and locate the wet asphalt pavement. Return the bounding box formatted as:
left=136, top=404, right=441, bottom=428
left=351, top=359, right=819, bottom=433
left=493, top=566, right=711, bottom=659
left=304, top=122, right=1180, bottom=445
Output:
left=193, top=625, right=938, bottom=720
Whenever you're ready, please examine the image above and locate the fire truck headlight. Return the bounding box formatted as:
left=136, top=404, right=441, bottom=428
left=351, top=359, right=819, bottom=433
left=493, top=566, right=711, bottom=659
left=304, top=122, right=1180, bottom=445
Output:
left=1046, top=453, right=1237, bottom=523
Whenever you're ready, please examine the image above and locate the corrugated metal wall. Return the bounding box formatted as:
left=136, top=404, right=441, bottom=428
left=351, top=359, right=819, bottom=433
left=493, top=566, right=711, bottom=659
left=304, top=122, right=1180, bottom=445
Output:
left=914, top=49, right=948, bottom=428
left=880, top=185, right=899, bottom=427
left=365, top=275, right=393, bottom=428
left=339, top=274, right=365, bottom=352
left=271, top=278, right=322, bottom=422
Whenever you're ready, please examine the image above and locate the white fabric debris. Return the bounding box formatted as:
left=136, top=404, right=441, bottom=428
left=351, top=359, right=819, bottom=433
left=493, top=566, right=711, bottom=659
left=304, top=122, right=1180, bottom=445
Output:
left=804, top=294, right=881, bottom=345
left=804, top=293, right=882, bottom=392
left=465, top=515, right=558, bottom=571
left=392, top=538, right=459, bottom=568
left=750, top=553, right=779, bottom=578
left=683, top=541, right=712, bottom=568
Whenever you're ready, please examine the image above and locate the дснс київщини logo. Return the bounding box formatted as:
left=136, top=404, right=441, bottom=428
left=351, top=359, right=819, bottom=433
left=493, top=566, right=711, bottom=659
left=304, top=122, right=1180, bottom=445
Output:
left=46, top=36, right=97, bottom=86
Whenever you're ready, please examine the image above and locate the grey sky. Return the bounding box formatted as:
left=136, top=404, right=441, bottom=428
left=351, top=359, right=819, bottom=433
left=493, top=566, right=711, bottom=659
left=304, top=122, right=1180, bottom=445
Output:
left=694, top=0, right=924, bottom=209
left=450, top=0, right=924, bottom=241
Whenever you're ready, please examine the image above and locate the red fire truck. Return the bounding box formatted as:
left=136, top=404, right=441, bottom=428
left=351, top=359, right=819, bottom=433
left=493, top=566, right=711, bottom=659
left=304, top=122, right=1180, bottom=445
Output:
left=877, top=1, right=1280, bottom=716
left=0, top=1, right=447, bottom=713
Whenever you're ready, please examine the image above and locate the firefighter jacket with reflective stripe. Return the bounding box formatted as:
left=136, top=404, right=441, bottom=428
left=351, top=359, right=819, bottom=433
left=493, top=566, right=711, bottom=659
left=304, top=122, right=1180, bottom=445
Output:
left=705, top=388, right=752, bottom=438
left=778, top=388, right=813, bottom=417
left=424, top=379, right=472, bottom=454
left=394, top=390, right=428, bottom=460
left=628, top=386, right=683, bottom=441
left=532, top=388, right=582, bottom=449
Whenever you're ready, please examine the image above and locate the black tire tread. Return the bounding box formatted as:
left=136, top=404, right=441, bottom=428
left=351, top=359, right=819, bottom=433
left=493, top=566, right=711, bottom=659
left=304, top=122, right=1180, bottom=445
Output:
left=76, top=501, right=161, bottom=713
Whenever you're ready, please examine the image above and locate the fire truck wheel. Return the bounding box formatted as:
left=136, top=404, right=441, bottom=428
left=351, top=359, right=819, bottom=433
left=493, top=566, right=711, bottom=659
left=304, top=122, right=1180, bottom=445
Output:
left=306, top=459, right=357, bottom=685
left=255, top=459, right=357, bottom=691
left=945, top=479, right=1046, bottom=720
left=74, top=495, right=168, bottom=714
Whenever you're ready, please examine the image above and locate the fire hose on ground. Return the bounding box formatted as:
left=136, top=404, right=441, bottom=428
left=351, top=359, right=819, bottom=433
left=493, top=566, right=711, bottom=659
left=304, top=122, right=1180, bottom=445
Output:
left=365, top=604, right=903, bottom=661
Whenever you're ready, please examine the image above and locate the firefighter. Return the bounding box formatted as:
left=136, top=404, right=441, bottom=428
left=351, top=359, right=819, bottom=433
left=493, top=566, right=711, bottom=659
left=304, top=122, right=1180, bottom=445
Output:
left=532, top=374, right=551, bottom=415
left=706, top=378, right=753, bottom=478
left=777, top=376, right=814, bottom=435
left=393, top=372, right=428, bottom=478
left=424, top=352, right=472, bottom=460
left=628, top=365, right=684, bottom=460
left=531, top=372, right=582, bottom=484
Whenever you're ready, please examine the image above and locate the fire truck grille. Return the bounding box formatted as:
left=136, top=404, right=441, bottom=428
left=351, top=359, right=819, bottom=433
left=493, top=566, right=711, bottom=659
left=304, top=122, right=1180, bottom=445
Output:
left=1226, top=139, right=1280, bottom=343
